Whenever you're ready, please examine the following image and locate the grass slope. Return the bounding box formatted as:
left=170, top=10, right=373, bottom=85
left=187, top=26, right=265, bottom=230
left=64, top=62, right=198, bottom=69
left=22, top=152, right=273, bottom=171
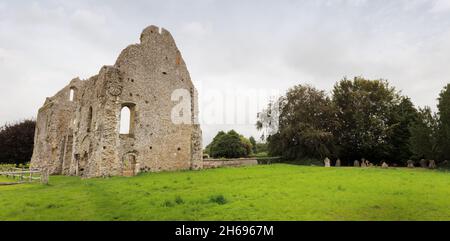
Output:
left=1, top=164, right=449, bottom=221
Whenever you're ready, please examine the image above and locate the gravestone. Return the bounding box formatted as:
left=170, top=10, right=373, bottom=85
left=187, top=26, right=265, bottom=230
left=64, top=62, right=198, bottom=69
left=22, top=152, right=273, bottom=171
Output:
left=335, top=159, right=341, bottom=167
left=428, top=160, right=436, bottom=169
left=407, top=160, right=414, bottom=168
left=360, top=159, right=367, bottom=167
left=324, top=157, right=331, bottom=167
left=420, top=159, right=428, bottom=168
left=381, top=162, right=389, bottom=168
left=354, top=160, right=360, bottom=167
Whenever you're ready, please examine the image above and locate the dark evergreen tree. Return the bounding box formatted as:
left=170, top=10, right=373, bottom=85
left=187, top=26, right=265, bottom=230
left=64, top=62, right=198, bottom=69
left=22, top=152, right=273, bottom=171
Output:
left=409, top=107, right=439, bottom=160
left=332, top=77, right=399, bottom=164
left=437, top=84, right=450, bottom=161
left=386, top=97, right=419, bottom=164
left=0, top=119, right=36, bottom=166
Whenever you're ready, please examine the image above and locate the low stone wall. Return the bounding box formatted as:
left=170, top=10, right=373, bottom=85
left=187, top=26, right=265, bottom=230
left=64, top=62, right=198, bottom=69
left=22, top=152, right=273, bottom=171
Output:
left=203, top=158, right=259, bottom=169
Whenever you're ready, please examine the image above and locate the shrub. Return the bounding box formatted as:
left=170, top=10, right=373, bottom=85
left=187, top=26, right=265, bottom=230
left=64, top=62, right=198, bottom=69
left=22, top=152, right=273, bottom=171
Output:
left=209, top=195, right=227, bottom=205
left=175, top=196, right=184, bottom=205
left=207, top=130, right=254, bottom=158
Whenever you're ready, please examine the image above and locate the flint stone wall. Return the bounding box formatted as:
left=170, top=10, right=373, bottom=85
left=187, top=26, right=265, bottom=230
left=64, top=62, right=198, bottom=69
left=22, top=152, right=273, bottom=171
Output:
left=203, top=158, right=259, bottom=169
left=30, top=25, right=203, bottom=178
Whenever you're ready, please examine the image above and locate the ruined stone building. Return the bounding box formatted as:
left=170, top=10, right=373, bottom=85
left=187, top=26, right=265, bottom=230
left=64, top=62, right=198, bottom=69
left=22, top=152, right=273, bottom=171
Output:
left=30, top=25, right=203, bottom=178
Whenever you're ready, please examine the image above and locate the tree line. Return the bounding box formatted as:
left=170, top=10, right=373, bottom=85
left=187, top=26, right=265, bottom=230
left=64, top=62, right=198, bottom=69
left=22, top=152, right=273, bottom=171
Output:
left=0, top=119, right=36, bottom=166
left=257, top=77, right=450, bottom=166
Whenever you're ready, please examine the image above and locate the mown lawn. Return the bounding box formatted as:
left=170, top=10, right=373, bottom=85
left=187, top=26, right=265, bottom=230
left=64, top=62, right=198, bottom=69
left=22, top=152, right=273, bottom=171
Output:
left=0, top=176, right=13, bottom=182
left=1, top=164, right=449, bottom=221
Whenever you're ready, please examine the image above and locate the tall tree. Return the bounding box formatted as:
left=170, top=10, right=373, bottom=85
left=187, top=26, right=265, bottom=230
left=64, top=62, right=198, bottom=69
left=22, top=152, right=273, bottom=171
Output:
left=258, top=85, right=337, bottom=160
left=437, top=84, right=450, bottom=161
left=386, top=97, right=419, bottom=163
left=332, top=77, right=399, bottom=164
left=409, top=107, right=439, bottom=160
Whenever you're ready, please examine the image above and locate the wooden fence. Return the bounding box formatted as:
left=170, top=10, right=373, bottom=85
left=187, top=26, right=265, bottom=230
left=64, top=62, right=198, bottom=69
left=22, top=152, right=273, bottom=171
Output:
left=0, top=167, right=48, bottom=185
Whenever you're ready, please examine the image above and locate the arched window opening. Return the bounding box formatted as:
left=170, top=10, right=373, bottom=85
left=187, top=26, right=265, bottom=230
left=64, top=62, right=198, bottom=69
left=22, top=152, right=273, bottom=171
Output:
left=69, top=88, right=76, bottom=102
left=120, top=106, right=131, bottom=134
left=119, top=103, right=136, bottom=136
left=120, top=106, right=131, bottom=135
left=87, top=107, right=93, bottom=133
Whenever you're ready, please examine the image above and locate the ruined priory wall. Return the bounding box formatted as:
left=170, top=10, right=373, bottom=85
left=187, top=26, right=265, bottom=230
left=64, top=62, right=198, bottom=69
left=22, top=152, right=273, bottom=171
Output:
left=31, top=25, right=203, bottom=177
left=111, top=25, right=202, bottom=174
left=70, top=67, right=124, bottom=177
left=30, top=78, right=84, bottom=174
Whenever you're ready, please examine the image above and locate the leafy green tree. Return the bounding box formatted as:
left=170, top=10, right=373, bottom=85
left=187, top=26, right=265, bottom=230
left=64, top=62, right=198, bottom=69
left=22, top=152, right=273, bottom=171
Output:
left=0, top=119, right=36, bottom=166
left=437, top=84, right=450, bottom=160
left=409, top=107, right=439, bottom=160
left=256, top=77, right=445, bottom=165
left=204, top=131, right=226, bottom=155
left=385, top=97, right=419, bottom=164
left=240, top=135, right=254, bottom=156
left=207, top=130, right=253, bottom=158
left=266, top=133, right=282, bottom=157
left=332, top=77, right=399, bottom=163
left=249, top=136, right=257, bottom=154
left=255, top=142, right=268, bottom=153
left=258, top=85, right=337, bottom=160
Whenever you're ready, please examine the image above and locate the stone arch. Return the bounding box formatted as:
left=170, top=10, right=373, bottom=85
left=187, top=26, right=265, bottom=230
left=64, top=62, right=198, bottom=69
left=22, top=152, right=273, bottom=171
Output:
left=119, top=103, right=136, bottom=136
left=122, top=152, right=138, bottom=176
left=69, top=87, right=77, bottom=102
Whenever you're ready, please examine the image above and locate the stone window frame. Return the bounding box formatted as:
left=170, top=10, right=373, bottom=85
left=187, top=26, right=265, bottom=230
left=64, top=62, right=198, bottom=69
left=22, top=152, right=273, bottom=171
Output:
left=69, top=87, right=77, bottom=102
left=119, top=102, right=136, bottom=138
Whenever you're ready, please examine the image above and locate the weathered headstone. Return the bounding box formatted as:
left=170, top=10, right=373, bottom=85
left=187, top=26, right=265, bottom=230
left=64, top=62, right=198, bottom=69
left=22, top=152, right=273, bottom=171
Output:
left=335, top=159, right=341, bottom=167
left=324, top=157, right=331, bottom=167
left=420, top=159, right=428, bottom=168
left=381, top=162, right=389, bottom=168
left=360, top=159, right=367, bottom=167
left=354, top=160, right=360, bottom=167
left=428, top=160, right=436, bottom=169
left=407, top=160, right=414, bottom=168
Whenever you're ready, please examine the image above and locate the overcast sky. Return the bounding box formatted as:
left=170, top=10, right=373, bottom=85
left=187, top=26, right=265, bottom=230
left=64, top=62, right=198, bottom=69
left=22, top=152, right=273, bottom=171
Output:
left=1, top=0, right=450, bottom=145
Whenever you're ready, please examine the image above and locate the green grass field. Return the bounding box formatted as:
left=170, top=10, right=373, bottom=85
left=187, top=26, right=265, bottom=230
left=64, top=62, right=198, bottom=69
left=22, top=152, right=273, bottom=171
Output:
left=0, top=176, right=12, bottom=182
left=1, top=164, right=449, bottom=221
